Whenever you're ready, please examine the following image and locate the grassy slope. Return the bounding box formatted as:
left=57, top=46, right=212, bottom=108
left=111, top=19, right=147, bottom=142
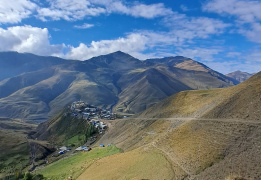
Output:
left=78, top=147, right=175, bottom=180
left=138, top=71, right=261, bottom=121
left=94, top=118, right=260, bottom=180
left=90, top=72, right=261, bottom=180
left=35, top=109, right=96, bottom=147
left=38, top=145, right=121, bottom=180
left=0, top=119, right=36, bottom=173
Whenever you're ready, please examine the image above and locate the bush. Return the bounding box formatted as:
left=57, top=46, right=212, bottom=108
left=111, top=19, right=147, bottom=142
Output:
left=23, top=172, right=45, bottom=180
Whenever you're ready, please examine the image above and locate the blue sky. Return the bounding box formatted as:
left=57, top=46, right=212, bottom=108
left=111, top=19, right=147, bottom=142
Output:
left=0, top=0, right=260, bottom=74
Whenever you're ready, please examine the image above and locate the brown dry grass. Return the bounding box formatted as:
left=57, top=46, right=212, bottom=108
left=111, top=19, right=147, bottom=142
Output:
left=77, top=147, right=174, bottom=180
left=139, top=71, right=261, bottom=121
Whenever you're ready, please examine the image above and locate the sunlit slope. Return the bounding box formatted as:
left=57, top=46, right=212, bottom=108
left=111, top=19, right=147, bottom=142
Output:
left=78, top=147, right=178, bottom=180
left=95, top=119, right=260, bottom=179
left=139, top=71, right=261, bottom=121
left=37, top=146, right=122, bottom=180
left=90, top=72, right=261, bottom=179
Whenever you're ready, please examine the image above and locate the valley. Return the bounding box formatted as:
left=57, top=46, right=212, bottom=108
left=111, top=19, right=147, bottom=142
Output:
left=0, top=51, right=259, bottom=180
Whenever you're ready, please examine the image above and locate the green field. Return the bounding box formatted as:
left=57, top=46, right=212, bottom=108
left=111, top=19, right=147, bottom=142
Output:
left=37, top=145, right=122, bottom=179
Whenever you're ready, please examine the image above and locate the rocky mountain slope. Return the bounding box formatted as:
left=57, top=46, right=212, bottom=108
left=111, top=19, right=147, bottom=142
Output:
left=0, top=51, right=239, bottom=121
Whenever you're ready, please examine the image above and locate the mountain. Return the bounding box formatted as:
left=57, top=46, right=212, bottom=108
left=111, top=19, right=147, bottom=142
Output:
left=0, top=51, right=72, bottom=81
left=139, top=71, right=261, bottom=120
left=93, top=72, right=261, bottom=180
left=226, top=70, right=254, bottom=83
left=0, top=51, right=238, bottom=121
left=22, top=72, right=260, bottom=179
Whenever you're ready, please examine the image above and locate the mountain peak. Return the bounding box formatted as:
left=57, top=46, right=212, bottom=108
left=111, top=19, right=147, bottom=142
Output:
left=108, top=51, right=135, bottom=58
left=226, top=71, right=254, bottom=83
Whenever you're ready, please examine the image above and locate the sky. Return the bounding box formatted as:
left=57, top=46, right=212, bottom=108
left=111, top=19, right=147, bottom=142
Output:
left=0, top=0, right=261, bottom=74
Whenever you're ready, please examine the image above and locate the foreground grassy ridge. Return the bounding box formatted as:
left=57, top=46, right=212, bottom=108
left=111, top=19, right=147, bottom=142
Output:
left=139, top=71, right=261, bottom=121
left=78, top=147, right=174, bottom=180
left=38, top=145, right=121, bottom=180
left=98, top=117, right=261, bottom=179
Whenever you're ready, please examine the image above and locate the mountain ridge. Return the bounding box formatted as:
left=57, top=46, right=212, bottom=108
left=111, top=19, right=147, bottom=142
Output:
left=0, top=51, right=239, bottom=121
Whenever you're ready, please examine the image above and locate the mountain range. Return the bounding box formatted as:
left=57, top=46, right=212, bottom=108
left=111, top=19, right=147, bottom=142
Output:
left=0, top=51, right=240, bottom=121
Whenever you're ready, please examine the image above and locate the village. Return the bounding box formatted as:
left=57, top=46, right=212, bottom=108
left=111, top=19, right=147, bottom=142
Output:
left=57, top=101, right=115, bottom=155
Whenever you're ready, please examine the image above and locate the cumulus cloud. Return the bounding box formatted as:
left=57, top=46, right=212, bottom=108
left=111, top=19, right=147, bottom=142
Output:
left=0, top=0, right=37, bottom=24
left=0, top=26, right=63, bottom=56
left=65, top=30, right=184, bottom=60
left=74, top=23, right=94, bottom=29
left=66, top=33, right=149, bottom=60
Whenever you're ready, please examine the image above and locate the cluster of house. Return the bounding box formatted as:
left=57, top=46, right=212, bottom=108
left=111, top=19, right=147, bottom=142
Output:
left=70, top=101, right=116, bottom=120
left=91, top=119, right=107, bottom=131
left=56, top=101, right=115, bottom=155
left=58, top=143, right=111, bottom=155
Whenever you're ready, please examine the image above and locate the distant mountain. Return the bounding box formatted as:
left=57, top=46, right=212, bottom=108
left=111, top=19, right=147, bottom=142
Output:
left=0, top=51, right=239, bottom=121
left=226, top=70, right=254, bottom=83
left=0, top=51, right=72, bottom=81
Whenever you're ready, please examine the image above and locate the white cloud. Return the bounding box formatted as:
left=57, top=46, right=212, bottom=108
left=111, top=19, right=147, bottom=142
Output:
left=177, top=47, right=223, bottom=61
left=66, top=33, right=148, bottom=60
left=0, top=0, right=37, bottom=24
left=203, top=0, right=261, bottom=43
left=37, top=0, right=173, bottom=21
left=37, top=0, right=106, bottom=21
left=74, top=23, right=94, bottom=29
left=90, top=0, right=173, bottom=19
left=110, top=2, right=173, bottom=18
left=239, top=23, right=261, bottom=43
left=65, top=30, right=182, bottom=60
left=203, top=0, right=261, bottom=23
left=163, top=14, right=230, bottom=43
left=0, top=25, right=63, bottom=56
